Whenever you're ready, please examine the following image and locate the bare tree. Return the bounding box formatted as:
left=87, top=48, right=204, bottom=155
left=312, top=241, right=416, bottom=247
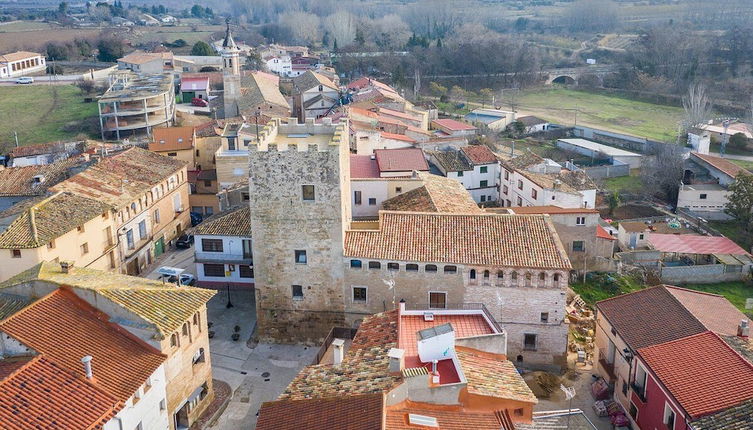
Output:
left=682, top=82, right=711, bottom=133
left=641, top=143, right=686, bottom=205
left=561, top=0, right=620, bottom=33
left=323, top=11, right=357, bottom=47
left=279, top=11, right=321, bottom=45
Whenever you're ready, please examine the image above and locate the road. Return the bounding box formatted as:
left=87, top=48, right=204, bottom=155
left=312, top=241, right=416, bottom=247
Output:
left=0, top=76, right=82, bottom=86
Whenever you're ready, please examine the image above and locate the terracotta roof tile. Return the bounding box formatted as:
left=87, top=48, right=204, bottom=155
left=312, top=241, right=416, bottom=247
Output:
left=386, top=403, right=503, bottom=429
left=692, top=152, right=751, bottom=178
left=0, top=51, right=42, bottom=63
left=292, top=70, right=338, bottom=92
left=638, top=331, right=753, bottom=418
left=517, top=116, right=548, bottom=127
left=427, top=150, right=473, bottom=172
left=666, top=286, right=750, bottom=336
left=257, top=394, right=384, bottom=430
left=350, top=155, right=381, bottom=179
left=596, top=286, right=708, bottom=350
left=461, top=145, right=497, bottom=165
left=375, top=148, right=429, bottom=173
left=379, top=107, right=419, bottom=122
left=456, top=347, right=538, bottom=403
left=0, top=192, right=110, bottom=249
left=398, top=315, right=493, bottom=358
left=596, top=225, right=616, bottom=240
left=238, top=71, right=290, bottom=111
left=193, top=206, right=251, bottom=236
left=0, top=158, right=85, bottom=197
left=345, top=212, right=572, bottom=269
left=51, top=147, right=186, bottom=209
left=432, top=118, right=477, bottom=131
left=150, top=126, right=195, bottom=151
left=0, top=288, right=166, bottom=402
left=281, top=311, right=401, bottom=400
left=1, top=262, right=215, bottom=337
left=380, top=131, right=416, bottom=143
left=0, top=356, right=121, bottom=430
left=382, top=173, right=481, bottom=214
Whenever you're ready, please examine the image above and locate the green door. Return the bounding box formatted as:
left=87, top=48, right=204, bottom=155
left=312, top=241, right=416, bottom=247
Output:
left=155, top=237, right=165, bottom=257
left=183, top=91, right=195, bottom=101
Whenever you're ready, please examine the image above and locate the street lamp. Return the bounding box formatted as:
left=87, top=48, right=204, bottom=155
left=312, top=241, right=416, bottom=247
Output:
left=225, top=283, right=233, bottom=308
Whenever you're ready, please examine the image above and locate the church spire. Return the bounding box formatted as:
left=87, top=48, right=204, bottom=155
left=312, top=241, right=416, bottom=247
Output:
left=222, top=17, right=237, bottom=50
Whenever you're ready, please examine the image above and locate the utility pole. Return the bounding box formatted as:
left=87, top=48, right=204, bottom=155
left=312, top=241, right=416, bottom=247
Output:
left=13, top=131, right=19, bottom=148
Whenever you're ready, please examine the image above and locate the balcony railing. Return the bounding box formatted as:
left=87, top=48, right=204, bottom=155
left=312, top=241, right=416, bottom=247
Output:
left=195, top=251, right=252, bottom=264
left=403, top=302, right=504, bottom=334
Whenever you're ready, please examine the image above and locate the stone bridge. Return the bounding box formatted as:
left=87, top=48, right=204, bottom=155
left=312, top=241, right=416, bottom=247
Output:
left=543, top=65, right=619, bottom=85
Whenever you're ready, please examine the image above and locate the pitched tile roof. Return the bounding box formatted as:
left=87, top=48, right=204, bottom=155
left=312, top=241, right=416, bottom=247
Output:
left=51, top=147, right=186, bottom=209
left=257, top=394, right=384, bottom=430
left=345, top=212, right=571, bottom=269
left=690, top=398, right=753, bottom=430
left=380, top=131, right=416, bottom=143
left=0, top=294, right=30, bottom=321
left=0, top=51, right=42, bottom=63
left=292, top=70, right=339, bottom=92
left=517, top=115, right=548, bottom=127
left=382, top=173, right=481, bottom=214
left=432, top=118, right=477, bottom=131
left=665, top=286, right=749, bottom=336
left=379, top=107, right=419, bottom=122
left=461, top=145, right=497, bottom=165
left=374, top=148, right=429, bottom=173
left=1, top=262, right=215, bottom=337
left=194, top=206, right=251, bottom=236
left=691, top=152, right=751, bottom=178
left=280, top=311, right=401, bottom=400
left=0, top=158, right=84, bottom=197
left=386, top=403, right=504, bottom=429
left=509, top=205, right=599, bottom=215
left=239, top=71, right=290, bottom=111
left=648, top=233, right=749, bottom=256
left=194, top=120, right=221, bottom=137
left=596, top=224, right=616, bottom=240
left=0, top=355, right=121, bottom=430
left=0, top=192, right=110, bottom=249
left=596, top=286, right=712, bottom=350
left=456, top=347, right=538, bottom=403
left=150, top=126, right=195, bottom=151
left=0, top=288, right=166, bottom=402
left=497, top=151, right=545, bottom=170
left=638, top=331, right=753, bottom=418
left=350, top=155, right=381, bottom=179
left=427, top=150, right=473, bottom=172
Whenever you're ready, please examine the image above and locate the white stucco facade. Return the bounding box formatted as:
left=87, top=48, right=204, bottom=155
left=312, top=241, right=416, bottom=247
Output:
left=194, top=234, right=254, bottom=285
left=105, top=365, right=170, bottom=430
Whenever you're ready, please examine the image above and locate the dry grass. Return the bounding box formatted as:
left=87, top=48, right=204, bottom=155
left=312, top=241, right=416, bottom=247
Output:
left=0, top=27, right=102, bottom=52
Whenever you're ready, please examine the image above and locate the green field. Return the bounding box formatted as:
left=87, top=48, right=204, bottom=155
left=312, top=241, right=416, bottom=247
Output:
left=500, top=88, right=684, bottom=142
left=602, top=170, right=644, bottom=194
left=730, top=159, right=753, bottom=171
left=0, top=85, right=99, bottom=148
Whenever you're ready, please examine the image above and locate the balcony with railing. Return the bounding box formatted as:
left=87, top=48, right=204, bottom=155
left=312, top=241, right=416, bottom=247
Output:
left=195, top=251, right=252, bottom=265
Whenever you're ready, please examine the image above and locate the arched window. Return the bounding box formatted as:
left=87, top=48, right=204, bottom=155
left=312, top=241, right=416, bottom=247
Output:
left=525, top=272, right=532, bottom=281
left=469, top=269, right=476, bottom=279
left=425, top=264, right=437, bottom=272
left=553, top=273, right=561, bottom=282
left=497, top=271, right=504, bottom=279
left=368, top=261, right=381, bottom=269
left=387, top=263, right=399, bottom=271
left=406, top=264, right=419, bottom=271
left=444, top=265, right=457, bottom=274
left=511, top=272, right=518, bottom=280
left=483, top=270, right=490, bottom=279
left=539, top=272, right=546, bottom=281
left=182, top=322, right=189, bottom=336
left=170, top=333, right=179, bottom=348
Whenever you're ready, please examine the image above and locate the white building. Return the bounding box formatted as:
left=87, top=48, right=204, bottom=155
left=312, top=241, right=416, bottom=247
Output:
left=464, top=108, right=516, bottom=131
left=677, top=152, right=750, bottom=219
left=0, top=51, right=46, bottom=78
left=556, top=138, right=642, bottom=169
left=428, top=145, right=501, bottom=204
left=292, top=71, right=340, bottom=121
left=264, top=55, right=292, bottom=76
left=499, top=151, right=597, bottom=209
left=349, top=154, right=424, bottom=219
left=193, top=206, right=254, bottom=287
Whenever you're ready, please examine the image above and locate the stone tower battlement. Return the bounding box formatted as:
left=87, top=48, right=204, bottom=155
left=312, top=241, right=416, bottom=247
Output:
left=241, top=117, right=349, bottom=152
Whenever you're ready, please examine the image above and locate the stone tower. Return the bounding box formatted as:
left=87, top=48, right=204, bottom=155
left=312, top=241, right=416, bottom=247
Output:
left=248, top=117, right=352, bottom=343
left=221, top=18, right=241, bottom=118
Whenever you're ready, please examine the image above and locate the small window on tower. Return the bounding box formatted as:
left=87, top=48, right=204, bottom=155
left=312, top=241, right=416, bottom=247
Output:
left=302, top=185, right=315, bottom=201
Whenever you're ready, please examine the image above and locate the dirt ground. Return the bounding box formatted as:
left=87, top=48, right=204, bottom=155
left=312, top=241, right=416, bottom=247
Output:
left=598, top=203, right=663, bottom=220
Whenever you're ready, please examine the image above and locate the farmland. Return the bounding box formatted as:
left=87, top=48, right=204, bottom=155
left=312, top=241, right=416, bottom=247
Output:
left=0, top=85, right=99, bottom=149
left=0, top=21, right=102, bottom=52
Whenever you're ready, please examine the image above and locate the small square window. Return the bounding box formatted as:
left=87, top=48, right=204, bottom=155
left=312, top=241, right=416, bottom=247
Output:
left=395, top=187, right=402, bottom=193
left=540, top=312, right=549, bottom=323
left=368, top=198, right=377, bottom=205
left=77, top=225, right=85, bottom=233
left=387, top=262, right=399, bottom=271
left=524, top=333, right=537, bottom=350
left=11, top=249, right=21, bottom=258
left=353, top=287, right=367, bottom=302
left=302, top=185, right=315, bottom=201
left=47, top=240, right=55, bottom=249
left=80, top=243, right=89, bottom=255
left=700, top=193, right=707, bottom=199
left=457, top=171, right=464, bottom=177
left=531, top=189, right=538, bottom=199
left=480, top=166, right=488, bottom=174
left=480, top=180, right=488, bottom=187
left=295, top=250, right=307, bottom=264
left=292, top=285, right=304, bottom=299
left=638, top=233, right=644, bottom=240
left=481, top=195, right=486, bottom=202
left=572, top=241, right=585, bottom=252
left=368, top=261, right=381, bottom=269
left=350, top=259, right=362, bottom=268
left=406, top=263, right=418, bottom=271
left=429, top=292, right=447, bottom=309
left=576, top=216, right=586, bottom=225
left=242, top=193, right=250, bottom=201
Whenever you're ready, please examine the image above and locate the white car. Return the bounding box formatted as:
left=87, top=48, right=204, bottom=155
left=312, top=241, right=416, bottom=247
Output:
left=15, top=77, right=34, bottom=84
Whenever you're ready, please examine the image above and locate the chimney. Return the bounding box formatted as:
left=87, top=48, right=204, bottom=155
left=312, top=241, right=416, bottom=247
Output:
left=332, top=338, right=345, bottom=365
left=388, top=348, right=405, bottom=373
left=431, top=360, right=440, bottom=384
left=81, top=355, right=93, bottom=379
left=60, top=261, right=74, bottom=274
left=738, top=320, right=750, bottom=338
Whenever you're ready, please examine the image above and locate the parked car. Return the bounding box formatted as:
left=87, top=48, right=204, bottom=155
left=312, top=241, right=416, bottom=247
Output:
left=176, top=234, right=194, bottom=249
left=190, top=212, right=203, bottom=226
left=168, top=273, right=195, bottom=286
left=15, top=77, right=33, bottom=84
left=191, top=97, right=209, bottom=107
